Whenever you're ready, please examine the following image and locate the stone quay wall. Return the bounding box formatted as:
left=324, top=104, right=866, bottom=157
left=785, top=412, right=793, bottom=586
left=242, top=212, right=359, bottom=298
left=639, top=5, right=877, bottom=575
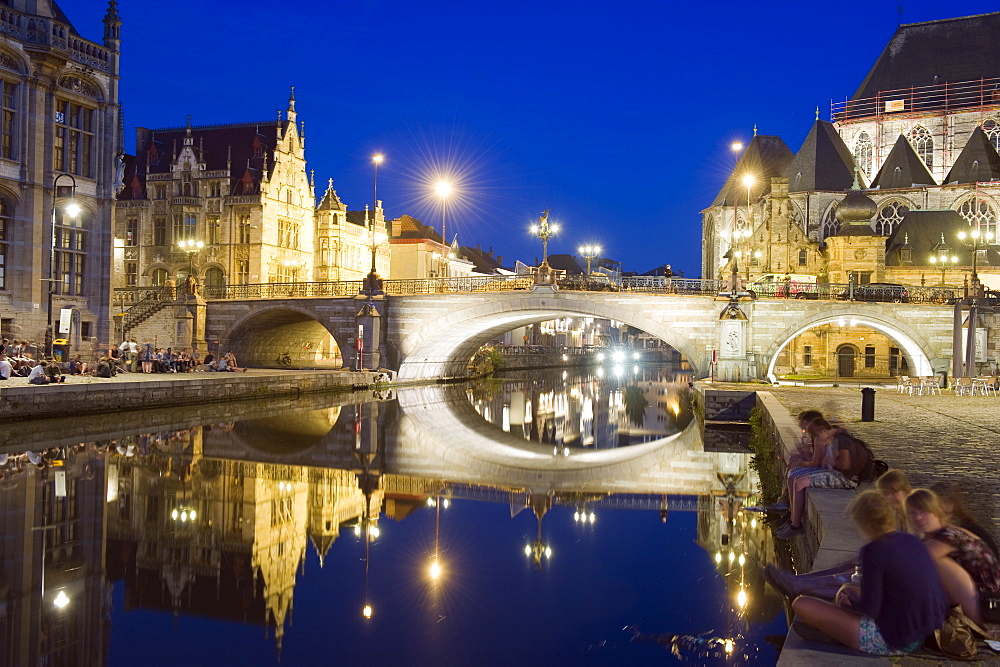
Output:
left=0, top=370, right=389, bottom=422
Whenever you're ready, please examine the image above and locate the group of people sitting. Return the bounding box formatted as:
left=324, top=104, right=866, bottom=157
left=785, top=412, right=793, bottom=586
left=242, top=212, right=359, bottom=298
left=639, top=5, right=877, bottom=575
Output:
left=764, top=410, right=1000, bottom=656
left=136, top=345, right=201, bottom=374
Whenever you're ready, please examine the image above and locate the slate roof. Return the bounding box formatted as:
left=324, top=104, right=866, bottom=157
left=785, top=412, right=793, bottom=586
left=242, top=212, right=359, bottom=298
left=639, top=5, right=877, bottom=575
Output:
left=786, top=119, right=859, bottom=192
left=459, top=245, right=505, bottom=274
left=944, top=126, right=1000, bottom=184
left=852, top=13, right=1000, bottom=101
left=345, top=210, right=376, bottom=228
left=125, top=120, right=288, bottom=198
left=711, top=135, right=795, bottom=206
left=316, top=180, right=346, bottom=211
left=391, top=214, right=442, bottom=243
left=870, top=135, right=937, bottom=188
left=884, top=209, right=1000, bottom=266
left=545, top=253, right=584, bottom=274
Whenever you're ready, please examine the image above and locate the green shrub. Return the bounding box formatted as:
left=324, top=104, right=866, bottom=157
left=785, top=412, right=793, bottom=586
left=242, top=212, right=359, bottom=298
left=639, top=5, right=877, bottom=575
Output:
left=748, top=407, right=781, bottom=504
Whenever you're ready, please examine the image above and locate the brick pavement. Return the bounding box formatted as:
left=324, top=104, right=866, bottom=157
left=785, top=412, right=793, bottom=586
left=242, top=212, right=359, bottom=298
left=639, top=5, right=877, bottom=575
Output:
left=767, top=385, right=1000, bottom=542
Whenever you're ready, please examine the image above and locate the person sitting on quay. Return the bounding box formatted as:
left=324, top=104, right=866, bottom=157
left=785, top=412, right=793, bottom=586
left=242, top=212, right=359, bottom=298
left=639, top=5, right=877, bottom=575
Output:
left=775, top=417, right=860, bottom=539
left=44, top=359, right=66, bottom=384
left=94, top=356, right=115, bottom=378
left=67, top=354, right=88, bottom=375
left=27, top=360, right=51, bottom=385
left=791, top=490, right=947, bottom=656
left=0, top=352, right=11, bottom=381
left=906, top=488, right=1000, bottom=626
left=931, top=482, right=1000, bottom=557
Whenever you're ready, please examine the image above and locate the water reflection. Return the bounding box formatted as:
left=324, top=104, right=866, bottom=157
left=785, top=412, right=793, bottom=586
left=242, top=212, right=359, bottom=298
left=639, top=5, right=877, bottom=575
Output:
left=0, top=368, right=786, bottom=664
left=467, top=366, right=694, bottom=449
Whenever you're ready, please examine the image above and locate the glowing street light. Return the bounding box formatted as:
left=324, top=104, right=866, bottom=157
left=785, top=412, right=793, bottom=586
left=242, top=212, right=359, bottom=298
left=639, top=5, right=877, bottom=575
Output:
left=958, top=227, right=995, bottom=287
left=362, top=604, right=373, bottom=620
left=529, top=210, right=559, bottom=265
left=366, top=154, right=385, bottom=291
left=578, top=244, right=601, bottom=276
left=177, top=239, right=204, bottom=283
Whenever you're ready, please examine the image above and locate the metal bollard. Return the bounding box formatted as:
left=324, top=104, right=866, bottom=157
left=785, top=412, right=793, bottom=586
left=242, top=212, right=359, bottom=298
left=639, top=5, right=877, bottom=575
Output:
left=939, top=370, right=949, bottom=390
left=861, top=387, right=876, bottom=422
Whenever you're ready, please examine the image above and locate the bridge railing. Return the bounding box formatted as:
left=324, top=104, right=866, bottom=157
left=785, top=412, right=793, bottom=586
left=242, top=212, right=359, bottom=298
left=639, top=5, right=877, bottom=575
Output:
left=118, top=277, right=969, bottom=304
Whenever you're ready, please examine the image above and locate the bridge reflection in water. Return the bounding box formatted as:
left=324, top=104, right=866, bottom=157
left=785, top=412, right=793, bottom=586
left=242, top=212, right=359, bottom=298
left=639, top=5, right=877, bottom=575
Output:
left=0, top=371, right=785, bottom=664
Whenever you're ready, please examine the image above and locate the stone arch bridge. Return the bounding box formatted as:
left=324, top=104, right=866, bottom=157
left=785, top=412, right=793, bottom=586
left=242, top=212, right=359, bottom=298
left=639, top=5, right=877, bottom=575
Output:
left=201, top=282, right=964, bottom=382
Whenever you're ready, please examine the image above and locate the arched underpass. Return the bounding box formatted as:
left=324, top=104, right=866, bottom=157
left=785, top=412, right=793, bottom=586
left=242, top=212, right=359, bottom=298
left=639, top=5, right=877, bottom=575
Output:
left=226, top=309, right=343, bottom=369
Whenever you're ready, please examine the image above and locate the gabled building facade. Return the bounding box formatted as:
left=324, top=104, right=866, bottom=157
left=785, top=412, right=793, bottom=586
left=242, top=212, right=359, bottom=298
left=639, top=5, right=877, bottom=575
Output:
left=0, top=0, right=121, bottom=351
left=114, top=92, right=315, bottom=291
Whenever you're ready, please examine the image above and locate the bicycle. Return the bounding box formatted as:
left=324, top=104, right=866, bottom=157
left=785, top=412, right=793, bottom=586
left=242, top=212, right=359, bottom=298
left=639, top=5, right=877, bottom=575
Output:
left=276, top=351, right=292, bottom=366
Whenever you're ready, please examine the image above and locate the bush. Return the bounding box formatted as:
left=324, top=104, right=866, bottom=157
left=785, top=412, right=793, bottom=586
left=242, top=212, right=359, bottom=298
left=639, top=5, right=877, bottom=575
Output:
left=748, top=407, right=781, bottom=504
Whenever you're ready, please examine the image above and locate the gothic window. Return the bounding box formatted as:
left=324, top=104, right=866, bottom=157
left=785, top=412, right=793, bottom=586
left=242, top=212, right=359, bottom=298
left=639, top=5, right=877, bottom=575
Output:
left=204, top=267, right=225, bottom=288
left=172, top=214, right=183, bottom=242
left=54, top=207, right=86, bottom=296
left=875, top=200, right=909, bottom=235
left=209, top=181, right=221, bottom=198
left=958, top=198, right=998, bottom=239
left=238, top=214, right=251, bottom=244
left=125, top=218, right=138, bottom=246
left=236, top=260, right=249, bottom=284
left=820, top=205, right=840, bottom=240
left=125, top=262, right=137, bottom=286
left=153, top=217, right=166, bottom=246
left=151, top=268, right=168, bottom=286
left=908, top=125, right=933, bottom=169
left=798, top=249, right=808, bottom=266
left=207, top=215, right=220, bottom=245
left=183, top=214, right=196, bottom=240
left=0, top=79, right=15, bottom=159
left=984, top=119, right=1000, bottom=153
left=53, top=99, right=95, bottom=178
left=854, top=132, right=873, bottom=178
left=0, top=197, right=9, bottom=290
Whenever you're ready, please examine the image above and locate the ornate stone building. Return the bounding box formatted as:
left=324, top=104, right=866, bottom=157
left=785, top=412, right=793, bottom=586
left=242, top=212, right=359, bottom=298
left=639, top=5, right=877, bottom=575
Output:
left=0, top=1, right=120, bottom=351
left=114, top=92, right=315, bottom=290
left=702, top=12, right=1000, bottom=378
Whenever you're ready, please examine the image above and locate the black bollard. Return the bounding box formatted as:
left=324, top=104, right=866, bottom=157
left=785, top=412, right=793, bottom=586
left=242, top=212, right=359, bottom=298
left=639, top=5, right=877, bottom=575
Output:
left=861, top=387, right=876, bottom=422
left=939, top=370, right=949, bottom=390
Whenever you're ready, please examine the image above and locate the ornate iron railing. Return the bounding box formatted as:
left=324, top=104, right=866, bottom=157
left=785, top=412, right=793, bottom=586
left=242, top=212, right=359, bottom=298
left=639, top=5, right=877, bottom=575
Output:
left=115, top=277, right=974, bottom=306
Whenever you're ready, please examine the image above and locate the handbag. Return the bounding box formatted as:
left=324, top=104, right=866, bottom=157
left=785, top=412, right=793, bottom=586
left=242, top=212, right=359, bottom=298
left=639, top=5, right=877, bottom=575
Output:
left=926, top=605, right=988, bottom=660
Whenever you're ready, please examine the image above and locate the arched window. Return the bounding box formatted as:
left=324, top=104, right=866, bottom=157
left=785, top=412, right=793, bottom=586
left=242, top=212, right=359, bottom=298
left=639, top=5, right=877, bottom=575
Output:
left=875, top=200, right=909, bottom=235
left=854, top=132, right=873, bottom=178
left=54, top=204, right=87, bottom=295
left=909, top=125, right=933, bottom=168
left=820, top=204, right=840, bottom=241
left=958, top=197, right=998, bottom=239
left=0, top=196, right=9, bottom=290
left=54, top=99, right=95, bottom=177
left=984, top=118, right=1000, bottom=153
left=204, top=267, right=225, bottom=288
left=798, top=248, right=808, bottom=267
left=150, top=268, right=168, bottom=286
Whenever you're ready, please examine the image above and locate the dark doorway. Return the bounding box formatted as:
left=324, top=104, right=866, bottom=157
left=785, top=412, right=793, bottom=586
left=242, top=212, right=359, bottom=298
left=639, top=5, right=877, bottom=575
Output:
left=837, top=344, right=857, bottom=377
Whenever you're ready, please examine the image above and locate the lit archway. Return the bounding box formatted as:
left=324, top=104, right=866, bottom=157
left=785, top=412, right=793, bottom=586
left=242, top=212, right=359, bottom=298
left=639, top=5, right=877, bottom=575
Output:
left=765, top=315, right=933, bottom=382
left=224, top=307, right=344, bottom=369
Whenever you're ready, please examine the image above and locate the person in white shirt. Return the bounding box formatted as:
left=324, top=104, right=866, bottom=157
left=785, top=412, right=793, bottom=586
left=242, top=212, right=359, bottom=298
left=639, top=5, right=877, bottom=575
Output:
left=0, top=353, right=11, bottom=380
left=27, top=361, right=49, bottom=385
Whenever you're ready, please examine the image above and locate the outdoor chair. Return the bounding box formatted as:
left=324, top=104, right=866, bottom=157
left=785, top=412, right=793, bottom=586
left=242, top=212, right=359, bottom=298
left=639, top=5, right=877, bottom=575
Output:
left=896, top=375, right=913, bottom=394
left=973, top=377, right=997, bottom=396
left=955, top=377, right=975, bottom=396
left=919, top=377, right=942, bottom=395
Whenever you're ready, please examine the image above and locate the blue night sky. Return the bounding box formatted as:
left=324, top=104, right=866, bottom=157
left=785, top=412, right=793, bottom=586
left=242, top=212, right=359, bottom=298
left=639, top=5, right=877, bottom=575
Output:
left=63, top=0, right=1000, bottom=276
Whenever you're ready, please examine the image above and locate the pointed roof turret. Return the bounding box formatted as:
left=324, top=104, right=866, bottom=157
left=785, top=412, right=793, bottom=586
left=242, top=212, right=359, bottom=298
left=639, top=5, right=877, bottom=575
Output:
left=286, top=86, right=296, bottom=123
left=870, top=135, right=936, bottom=189
left=711, top=134, right=794, bottom=206
left=786, top=118, right=859, bottom=192
left=317, top=178, right=346, bottom=211
left=103, top=0, right=121, bottom=45
left=944, top=126, right=1000, bottom=184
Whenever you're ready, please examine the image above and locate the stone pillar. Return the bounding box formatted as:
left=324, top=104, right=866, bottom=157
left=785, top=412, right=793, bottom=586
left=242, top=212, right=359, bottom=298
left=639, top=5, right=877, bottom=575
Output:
left=716, top=302, right=752, bottom=381
left=355, top=299, right=383, bottom=370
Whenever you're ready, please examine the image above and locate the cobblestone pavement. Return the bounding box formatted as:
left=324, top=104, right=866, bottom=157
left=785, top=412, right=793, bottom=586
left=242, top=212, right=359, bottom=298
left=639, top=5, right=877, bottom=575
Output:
left=767, top=384, right=1000, bottom=541
left=0, top=367, right=323, bottom=387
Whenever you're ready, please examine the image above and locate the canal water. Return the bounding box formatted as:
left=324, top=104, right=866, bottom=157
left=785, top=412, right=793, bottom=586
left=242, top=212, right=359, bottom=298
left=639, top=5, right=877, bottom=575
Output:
left=0, top=363, right=787, bottom=665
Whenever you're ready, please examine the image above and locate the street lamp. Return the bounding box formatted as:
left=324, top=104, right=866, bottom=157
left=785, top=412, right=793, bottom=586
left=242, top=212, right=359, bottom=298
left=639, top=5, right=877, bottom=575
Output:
left=47, top=174, right=79, bottom=357
left=177, top=239, right=204, bottom=282
left=367, top=154, right=384, bottom=291
left=929, top=233, right=957, bottom=285
left=957, top=227, right=995, bottom=291
left=529, top=210, right=558, bottom=265
left=436, top=180, right=452, bottom=277
left=578, top=245, right=601, bottom=275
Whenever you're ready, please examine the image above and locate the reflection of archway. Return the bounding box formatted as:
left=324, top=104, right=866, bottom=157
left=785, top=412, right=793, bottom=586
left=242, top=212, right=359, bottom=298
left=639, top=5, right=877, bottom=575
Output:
left=764, top=314, right=934, bottom=382
left=396, top=293, right=702, bottom=382
left=836, top=344, right=857, bottom=377
left=225, top=307, right=343, bottom=369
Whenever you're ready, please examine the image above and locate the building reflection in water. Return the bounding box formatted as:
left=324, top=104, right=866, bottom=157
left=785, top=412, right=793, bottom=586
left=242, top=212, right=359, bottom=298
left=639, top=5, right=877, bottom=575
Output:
left=0, top=372, right=781, bottom=659
left=468, top=366, right=694, bottom=450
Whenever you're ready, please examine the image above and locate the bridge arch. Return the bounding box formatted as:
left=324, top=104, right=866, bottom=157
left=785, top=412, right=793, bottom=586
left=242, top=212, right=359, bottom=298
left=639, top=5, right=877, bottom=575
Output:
left=762, top=311, right=935, bottom=382
left=222, top=305, right=346, bottom=369
left=393, top=292, right=710, bottom=381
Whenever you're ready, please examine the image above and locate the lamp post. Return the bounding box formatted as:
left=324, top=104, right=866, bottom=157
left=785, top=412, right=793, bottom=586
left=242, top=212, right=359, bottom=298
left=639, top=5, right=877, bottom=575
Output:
left=435, top=181, right=451, bottom=278
left=177, top=239, right=204, bottom=283
left=530, top=210, right=559, bottom=266
left=364, top=154, right=384, bottom=292
left=578, top=245, right=601, bottom=276
left=957, top=227, right=995, bottom=294
left=929, top=233, right=957, bottom=285
left=741, top=174, right=756, bottom=280
left=47, top=174, right=79, bottom=357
